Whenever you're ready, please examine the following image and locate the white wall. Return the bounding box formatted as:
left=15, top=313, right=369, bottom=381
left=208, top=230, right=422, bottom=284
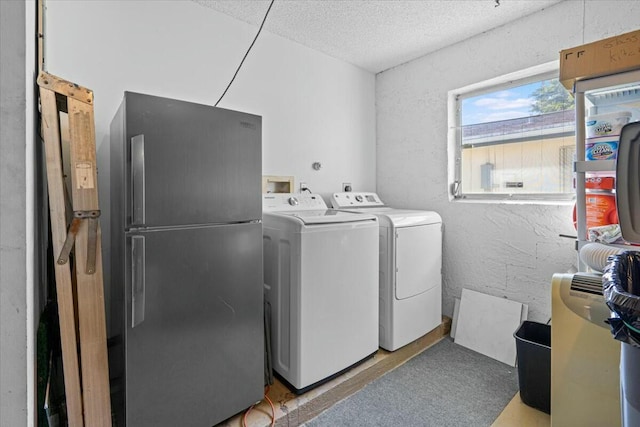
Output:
left=1, top=0, right=36, bottom=425
left=45, top=1, right=376, bottom=197
left=376, top=0, right=640, bottom=322
left=45, top=0, right=376, bottom=296
left=42, top=0, right=639, bottom=328
left=45, top=0, right=376, bottom=197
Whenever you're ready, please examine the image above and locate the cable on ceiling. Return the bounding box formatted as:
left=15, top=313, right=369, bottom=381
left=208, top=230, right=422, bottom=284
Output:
left=214, top=0, right=275, bottom=107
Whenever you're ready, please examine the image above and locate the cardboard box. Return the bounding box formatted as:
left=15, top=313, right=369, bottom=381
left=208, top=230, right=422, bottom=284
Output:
left=560, top=29, right=640, bottom=91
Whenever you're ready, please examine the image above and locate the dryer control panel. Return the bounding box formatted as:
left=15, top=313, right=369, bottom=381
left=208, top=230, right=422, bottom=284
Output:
left=263, top=193, right=328, bottom=212
left=332, top=192, right=386, bottom=208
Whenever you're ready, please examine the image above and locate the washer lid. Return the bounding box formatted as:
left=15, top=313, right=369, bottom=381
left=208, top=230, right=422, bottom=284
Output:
left=378, top=209, right=442, bottom=227
left=336, top=207, right=441, bottom=227
left=274, top=209, right=377, bottom=225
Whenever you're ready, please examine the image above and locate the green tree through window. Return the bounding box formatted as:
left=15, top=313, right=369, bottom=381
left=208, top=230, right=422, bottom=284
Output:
left=531, top=79, right=575, bottom=114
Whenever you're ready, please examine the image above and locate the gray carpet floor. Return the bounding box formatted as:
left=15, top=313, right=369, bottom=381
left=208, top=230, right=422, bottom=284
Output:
left=302, top=337, right=519, bottom=427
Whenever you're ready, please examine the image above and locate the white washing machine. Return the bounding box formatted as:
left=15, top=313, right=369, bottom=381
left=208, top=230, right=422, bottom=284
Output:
left=332, top=192, right=442, bottom=351
left=262, top=193, right=379, bottom=393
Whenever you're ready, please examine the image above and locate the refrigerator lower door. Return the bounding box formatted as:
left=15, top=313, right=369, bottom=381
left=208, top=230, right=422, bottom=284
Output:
left=123, top=223, right=263, bottom=427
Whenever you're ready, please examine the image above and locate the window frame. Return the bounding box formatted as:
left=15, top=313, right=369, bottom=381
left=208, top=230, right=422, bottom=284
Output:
left=448, top=61, right=576, bottom=203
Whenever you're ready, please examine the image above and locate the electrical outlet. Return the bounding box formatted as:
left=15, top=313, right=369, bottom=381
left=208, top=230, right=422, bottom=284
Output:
left=342, top=182, right=352, bottom=192
left=300, top=182, right=308, bottom=193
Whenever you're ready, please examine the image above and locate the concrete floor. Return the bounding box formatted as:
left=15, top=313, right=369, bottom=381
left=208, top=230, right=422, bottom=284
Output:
left=491, top=392, right=550, bottom=427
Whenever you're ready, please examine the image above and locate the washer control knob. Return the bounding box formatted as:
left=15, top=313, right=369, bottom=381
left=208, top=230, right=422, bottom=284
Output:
left=288, top=197, right=299, bottom=206
left=355, top=195, right=364, bottom=202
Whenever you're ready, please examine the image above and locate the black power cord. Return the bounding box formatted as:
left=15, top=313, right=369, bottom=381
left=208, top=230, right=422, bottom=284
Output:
left=214, top=0, right=276, bottom=107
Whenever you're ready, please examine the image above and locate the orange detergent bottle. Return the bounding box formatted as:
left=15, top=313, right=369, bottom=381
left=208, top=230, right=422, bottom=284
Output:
left=572, top=176, right=619, bottom=230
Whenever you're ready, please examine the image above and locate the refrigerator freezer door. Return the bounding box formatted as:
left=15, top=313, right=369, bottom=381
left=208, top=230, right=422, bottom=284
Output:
left=123, top=92, right=262, bottom=228
left=124, top=223, right=263, bottom=426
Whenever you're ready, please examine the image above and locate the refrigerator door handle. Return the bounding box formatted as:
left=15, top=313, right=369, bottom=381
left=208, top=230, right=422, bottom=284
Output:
left=131, top=134, right=146, bottom=225
left=131, top=235, right=146, bottom=327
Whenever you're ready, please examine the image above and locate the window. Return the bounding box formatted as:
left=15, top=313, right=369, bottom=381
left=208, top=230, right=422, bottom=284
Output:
left=450, top=63, right=576, bottom=201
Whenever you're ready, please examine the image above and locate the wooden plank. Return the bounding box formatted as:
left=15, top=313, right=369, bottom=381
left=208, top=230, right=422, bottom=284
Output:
left=39, top=87, right=85, bottom=427
left=66, top=97, right=112, bottom=426
left=37, top=72, right=94, bottom=106
left=74, top=222, right=112, bottom=425
left=67, top=98, right=99, bottom=211
left=39, top=72, right=111, bottom=425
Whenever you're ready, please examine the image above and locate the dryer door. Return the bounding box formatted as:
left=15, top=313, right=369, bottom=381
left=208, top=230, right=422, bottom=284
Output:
left=395, top=223, right=442, bottom=300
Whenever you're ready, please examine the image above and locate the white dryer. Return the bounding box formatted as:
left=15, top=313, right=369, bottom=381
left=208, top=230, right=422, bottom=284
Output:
left=332, top=192, right=442, bottom=351
left=262, top=193, right=379, bottom=393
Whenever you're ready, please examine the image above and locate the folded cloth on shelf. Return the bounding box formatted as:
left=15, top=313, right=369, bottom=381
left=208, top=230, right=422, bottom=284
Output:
left=589, top=224, right=623, bottom=244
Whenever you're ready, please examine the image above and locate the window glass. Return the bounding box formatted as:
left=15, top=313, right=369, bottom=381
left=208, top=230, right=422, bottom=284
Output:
left=454, top=72, right=576, bottom=200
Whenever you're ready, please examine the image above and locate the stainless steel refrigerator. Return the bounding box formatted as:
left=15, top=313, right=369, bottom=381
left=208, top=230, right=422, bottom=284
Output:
left=109, top=92, right=264, bottom=426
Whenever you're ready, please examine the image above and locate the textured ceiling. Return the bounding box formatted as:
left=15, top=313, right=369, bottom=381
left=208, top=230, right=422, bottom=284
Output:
left=193, top=0, right=564, bottom=73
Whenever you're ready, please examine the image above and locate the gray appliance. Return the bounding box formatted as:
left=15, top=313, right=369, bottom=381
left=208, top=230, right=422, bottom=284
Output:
left=614, top=121, right=640, bottom=427
left=109, top=92, right=263, bottom=426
